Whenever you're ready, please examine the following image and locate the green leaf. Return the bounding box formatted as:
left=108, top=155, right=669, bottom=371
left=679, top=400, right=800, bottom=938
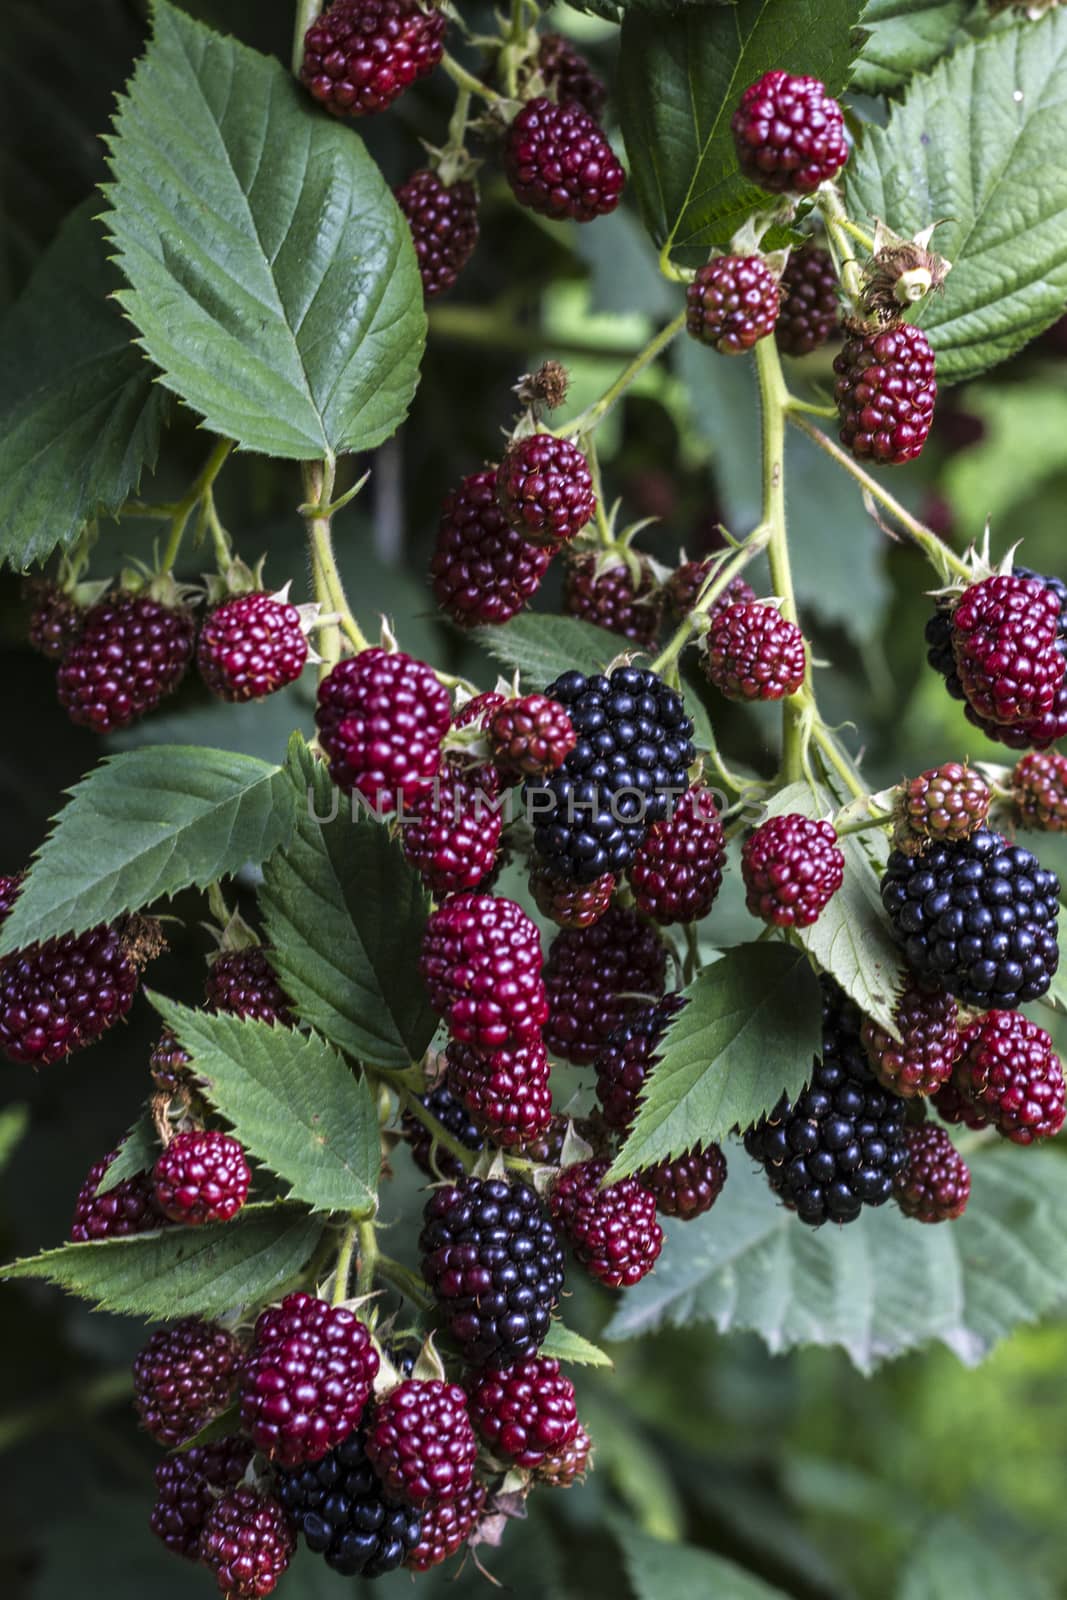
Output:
left=0, top=747, right=298, bottom=953
left=617, top=1522, right=791, bottom=1600
left=763, top=782, right=903, bottom=1038
left=104, top=0, right=425, bottom=458
left=846, top=15, right=1067, bottom=386
left=260, top=740, right=437, bottom=1068
left=95, top=1112, right=160, bottom=1196
left=618, top=0, right=865, bottom=264
left=605, top=1143, right=1067, bottom=1372
left=473, top=614, right=715, bottom=752
left=852, top=0, right=966, bottom=95
left=608, top=944, right=822, bottom=1181
left=539, top=1321, right=614, bottom=1368
left=0, top=198, right=165, bottom=568
left=896, top=1518, right=1056, bottom=1600
left=150, top=998, right=380, bottom=1216
left=4, top=1203, right=324, bottom=1319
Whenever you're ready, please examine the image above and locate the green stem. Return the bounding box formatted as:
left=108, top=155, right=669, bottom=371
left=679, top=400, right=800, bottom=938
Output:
left=683, top=921, right=701, bottom=984
left=563, top=310, right=687, bottom=437
left=817, top=185, right=864, bottom=304
left=649, top=527, right=771, bottom=677
left=291, top=0, right=320, bottom=75
left=331, top=1217, right=361, bottom=1307
left=376, top=1254, right=434, bottom=1311
left=787, top=397, right=838, bottom=419
left=356, top=1219, right=378, bottom=1296
left=202, top=487, right=234, bottom=571
left=788, top=412, right=973, bottom=583
left=441, top=49, right=506, bottom=106
left=834, top=812, right=892, bottom=838
left=159, top=437, right=234, bottom=573
left=754, top=336, right=805, bottom=785
left=812, top=722, right=867, bottom=801
left=301, top=459, right=370, bottom=668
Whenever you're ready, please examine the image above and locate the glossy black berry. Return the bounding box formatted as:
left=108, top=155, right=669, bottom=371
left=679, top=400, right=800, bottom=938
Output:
left=276, top=1430, right=422, bottom=1577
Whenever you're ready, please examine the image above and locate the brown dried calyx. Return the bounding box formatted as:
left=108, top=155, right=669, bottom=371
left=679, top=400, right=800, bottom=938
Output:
left=861, top=221, right=951, bottom=322
left=515, top=361, right=570, bottom=413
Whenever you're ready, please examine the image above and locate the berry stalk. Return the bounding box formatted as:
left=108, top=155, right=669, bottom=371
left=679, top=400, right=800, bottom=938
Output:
left=754, top=334, right=806, bottom=785
left=301, top=458, right=370, bottom=667
left=562, top=310, right=687, bottom=437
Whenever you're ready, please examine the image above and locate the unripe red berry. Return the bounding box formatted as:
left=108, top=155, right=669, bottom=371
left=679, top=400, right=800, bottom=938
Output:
left=504, top=97, right=624, bottom=222
left=686, top=255, right=780, bottom=354
left=891, top=762, right=991, bottom=856
left=300, top=0, right=446, bottom=118
left=894, top=1123, right=971, bottom=1223
left=834, top=321, right=937, bottom=466
left=642, top=1144, right=727, bottom=1220
left=199, top=1485, right=295, bottom=1599
left=205, top=947, right=295, bottom=1026
left=951, top=573, right=1064, bottom=726
left=628, top=786, right=726, bottom=925
left=550, top=1157, right=663, bottom=1288
left=953, top=1009, right=1066, bottom=1144
left=666, top=564, right=756, bottom=621
left=395, top=169, right=479, bottom=299
left=468, top=1356, right=579, bottom=1468
left=419, top=893, right=548, bottom=1050
left=404, top=1480, right=487, bottom=1571
left=445, top=1037, right=553, bottom=1148
left=732, top=70, right=849, bottom=193
left=776, top=244, right=840, bottom=356
left=57, top=590, right=195, bottom=732
left=529, top=865, right=616, bottom=929
left=487, top=694, right=576, bottom=780
left=860, top=977, right=960, bottom=1097
left=563, top=551, right=664, bottom=646
left=1013, top=750, right=1067, bottom=831
left=365, top=1379, right=477, bottom=1506
left=703, top=601, right=805, bottom=701
left=741, top=814, right=844, bottom=928
left=153, top=1130, right=251, bottom=1225
left=315, top=648, right=452, bottom=813
left=496, top=434, right=595, bottom=547
left=401, top=760, right=503, bottom=896
left=132, top=1317, right=241, bottom=1446
left=197, top=591, right=308, bottom=702
left=431, top=469, right=551, bottom=628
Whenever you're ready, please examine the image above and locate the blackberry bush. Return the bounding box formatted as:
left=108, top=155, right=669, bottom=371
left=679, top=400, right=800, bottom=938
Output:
left=11, top=5, right=1067, bottom=1591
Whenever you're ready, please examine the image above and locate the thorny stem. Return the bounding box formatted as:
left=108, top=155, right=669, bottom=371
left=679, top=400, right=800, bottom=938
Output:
left=649, top=526, right=772, bottom=677
left=817, top=185, right=865, bottom=305
left=754, top=336, right=806, bottom=786
left=788, top=413, right=973, bottom=584
left=356, top=1219, right=379, bottom=1297
left=331, top=1216, right=361, bottom=1307
left=441, top=49, right=507, bottom=106
left=562, top=310, right=688, bottom=437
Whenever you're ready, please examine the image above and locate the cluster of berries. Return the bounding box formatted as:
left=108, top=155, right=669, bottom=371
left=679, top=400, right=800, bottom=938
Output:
left=300, top=3, right=620, bottom=303
left=29, top=582, right=313, bottom=732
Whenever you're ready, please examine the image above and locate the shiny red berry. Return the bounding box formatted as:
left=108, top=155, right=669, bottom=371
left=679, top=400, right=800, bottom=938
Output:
left=133, top=1318, right=241, bottom=1447
left=741, top=814, right=844, bottom=928
left=563, top=551, right=664, bottom=646
left=497, top=434, right=595, bottom=547
left=834, top=321, right=937, bottom=465
left=199, top=1485, right=295, bottom=1598
left=543, top=904, right=667, bottom=1066
left=197, top=591, right=308, bottom=702
left=732, top=70, right=848, bottom=193
left=861, top=977, right=960, bottom=1098
left=954, top=1010, right=1066, bottom=1144
left=894, top=1123, right=971, bottom=1223
left=70, top=1147, right=171, bottom=1242
left=445, top=1037, right=553, bottom=1148
left=686, top=255, right=780, bottom=354
left=776, top=244, right=840, bottom=356
left=205, top=948, right=295, bottom=1026
left=419, top=893, right=548, bottom=1050
left=300, top=0, right=446, bottom=117
left=365, top=1379, right=477, bottom=1506
left=550, top=1157, right=663, bottom=1289
left=504, top=97, right=624, bottom=222
left=487, top=694, right=576, bottom=780
left=642, top=1144, right=727, bottom=1220
left=468, top=1356, right=578, bottom=1468
left=153, top=1130, right=250, bottom=1225
left=951, top=573, right=1064, bottom=726
left=431, top=469, right=552, bottom=629
left=315, top=648, right=452, bottom=813
left=150, top=1437, right=252, bottom=1560
left=395, top=168, right=479, bottom=298
left=404, top=1480, right=487, bottom=1571
left=534, top=32, right=606, bottom=117
left=57, top=591, right=194, bottom=731
left=529, top=865, right=615, bottom=929
left=1013, top=750, right=1067, bottom=831
left=628, top=786, right=726, bottom=925
left=703, top=601, right=806, bottom=701
left=0, top=915, right=140, bottom=1066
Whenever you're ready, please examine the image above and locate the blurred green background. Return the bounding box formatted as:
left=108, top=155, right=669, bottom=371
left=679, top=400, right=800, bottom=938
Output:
left=3, top=1, right=1067, bottom=1596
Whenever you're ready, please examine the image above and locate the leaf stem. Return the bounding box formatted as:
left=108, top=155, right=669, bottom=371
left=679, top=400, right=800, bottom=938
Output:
left=331, top=1216, right=361, bottom=1306
left=159, top=437, right=234, bottom=573
left=301, top=459, right=370, bottom=670
left=787, top=412, right=973, bottom=583
left=812, top=722, right=867, bottom=801
left=356, top=1219, right=378, bottom=1296
left=562, top=310, right=688, bottom=437
left=754, top=336, right=805, bottom=785
left=649, top=526, right=772, bottom=677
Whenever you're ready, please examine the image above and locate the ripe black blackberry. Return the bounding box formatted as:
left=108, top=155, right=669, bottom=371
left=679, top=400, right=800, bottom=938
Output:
left=419, top=1176, right=565, bottom=1367
left=744, top=979, right=910, bottom=1226
left=402, top=1084, right=484, bottom=1180
left=543, top=905, right=668, bottom=1066
left=776, top=244, right=840, bottom=356
left=395, top=169, right=479, bottom=299
left=880, top=829, right=1060, bottom=1008
left=276, top=1430, right=423, bottom=1577
left=525, top=665, right=694, bottom=884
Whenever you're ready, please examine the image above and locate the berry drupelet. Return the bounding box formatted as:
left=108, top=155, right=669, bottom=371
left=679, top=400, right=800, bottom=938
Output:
left=419, top=1176, right=565, bottom=1367
left=685, top=255, right=781, bottom=354
left=445, top=1038, right=554, bottom=1149
left=776, top=244, right=840, bottom=356
left=543, top=904, right=668, bottom=1066
left=431, top=469, right=552, bottom=629
left=893, top=1123, right=971, bottom=1223
left=468, top=1356, right=578, bottom=1469
left=525, top=665, right=694, bottom=885
left=741, top=814, right=844, bottom=929
left=276, top=1429, right=422, bottom=1577
left=402, top=1083, right=485, bottom=1181
left=550, top=1157, right=663, bottom=1288
left=642, top=1144, right=728, bottom=1221
left=315, top=648, right=452, bottom=813
left=595, top=994, right=686, bottom=1131
left=703, top=602, right=806, bottom=702
left=199, top=1485, right=295, bottom=1599
left=57, top=590, right=195, bottom=732
left=205, top=947, right=295, bottom=1026
left=197, top=592, right=308, bottom=702
left=496, top=435, right=595, bottom=547
left=563, top=551, right=664, bottom=646
left=395, top=168, right=479, bottom=299
left=487, top=694, right=576, bottom=781
left=536, top=1423, right=593, bottom=1488
left=153, top=1130, right=250, bottom=1225
left=0, top=917, right=141, bottom=1066
left=150, top=1437, right=252, bottom=1560
left=953, top=1009, right=1066, bottom=1144
left=892, top=762, right=991, bottom=856
left=504, top=97, right=624, bottom=222
left=860, top=976, right=960, bottom=1098
left=834, top=321, right=937, bottom=465
left=70, top=1147, right=171, bottom=1242
left=132, top=1317, right=241, bottom=1446
left=150, top=1028, right=195, bottom=1095
left=405, top=1480, right=487, bottom=1571
left=239, top=1293, right=379, bottom=1467
left=300, top=0, right=446, bottom=118
left=1013, top=750, right=1067, bottom=830
left=880, top=829, right=1060, bottom=1009
left=401, top=760, right=503, bottom=897
left=732, top=71, right=849, bottom=193
left=419, top=893, right=548, bottom=1050
left=364, top=1379, right=477, bottom=1505
left=744, top=979, right=910, bottom=1226
left=627, top=784, right=726, bottom=924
